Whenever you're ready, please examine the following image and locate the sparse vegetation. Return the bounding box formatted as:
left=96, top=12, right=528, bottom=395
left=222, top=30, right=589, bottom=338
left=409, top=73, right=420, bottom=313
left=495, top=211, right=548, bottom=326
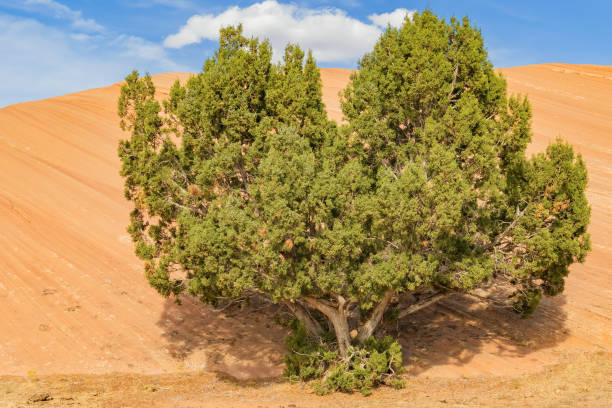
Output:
left=118, top=10, right=590, bottom=392
left=1, top=352, right=610, bottom=407
left=284, top=320, right=403, bottom=395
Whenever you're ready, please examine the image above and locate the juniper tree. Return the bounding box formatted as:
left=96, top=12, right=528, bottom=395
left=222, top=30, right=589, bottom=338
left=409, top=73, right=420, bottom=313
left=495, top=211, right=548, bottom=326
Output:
left=118, top=15, right=590, bottom=365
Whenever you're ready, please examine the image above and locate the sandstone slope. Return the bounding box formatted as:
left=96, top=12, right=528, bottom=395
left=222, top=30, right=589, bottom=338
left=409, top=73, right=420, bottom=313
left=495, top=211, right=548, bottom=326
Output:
left=0, top=65, right=609, bottom=378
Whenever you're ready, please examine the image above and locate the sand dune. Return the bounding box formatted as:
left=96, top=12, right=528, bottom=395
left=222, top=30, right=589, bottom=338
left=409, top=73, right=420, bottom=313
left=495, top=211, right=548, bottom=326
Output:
left=0, top=65, right=610, bottom=378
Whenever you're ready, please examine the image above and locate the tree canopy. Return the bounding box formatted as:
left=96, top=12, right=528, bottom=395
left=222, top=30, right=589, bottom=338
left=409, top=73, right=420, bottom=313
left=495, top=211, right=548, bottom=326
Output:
left=118, top=12, right=590, bottom=390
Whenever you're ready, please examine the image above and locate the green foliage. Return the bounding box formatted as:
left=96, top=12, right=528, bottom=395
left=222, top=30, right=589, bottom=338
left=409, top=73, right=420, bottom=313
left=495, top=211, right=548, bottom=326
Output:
left=341, top=11, right=590, bottom=312
left=284, top=320, right=403, bottom=395
left=284, top=319, right=337, bottom=382
left=513, top=288, right=542, bottom=317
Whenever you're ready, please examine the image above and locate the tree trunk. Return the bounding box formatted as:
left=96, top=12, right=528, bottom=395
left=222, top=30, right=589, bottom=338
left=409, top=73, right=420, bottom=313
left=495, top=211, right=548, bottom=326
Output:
left=356, top=290, right=394, bottom=344
left=297, top=291, right=449, bottom=357
left=327, top=308, right=351, bottom=357
left=303, top=296, right=352, bottom=358
left=284, top=300, right=322, bottom=337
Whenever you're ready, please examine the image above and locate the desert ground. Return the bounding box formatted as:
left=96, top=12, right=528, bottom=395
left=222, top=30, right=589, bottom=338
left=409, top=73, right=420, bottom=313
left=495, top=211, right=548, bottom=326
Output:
left=0, top=64, right=611, bottom=406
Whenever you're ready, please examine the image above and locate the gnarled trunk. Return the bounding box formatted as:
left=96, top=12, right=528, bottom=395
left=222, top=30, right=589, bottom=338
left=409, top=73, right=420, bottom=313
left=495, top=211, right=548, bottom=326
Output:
left=356, top=290, right=394, bottom=343
left=301, top=293, right=395, bottom=357
left=303, top=296, right=352, bottom=357
left=327, top=308, right=352, bottom=357
left=293, top=290, right=449, bottom=358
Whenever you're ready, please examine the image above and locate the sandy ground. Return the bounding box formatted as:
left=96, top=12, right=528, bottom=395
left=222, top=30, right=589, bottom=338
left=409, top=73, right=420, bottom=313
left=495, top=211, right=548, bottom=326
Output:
left=1, top=352, right=610, bottom=407
left=0, top=65, right=610, bottom=388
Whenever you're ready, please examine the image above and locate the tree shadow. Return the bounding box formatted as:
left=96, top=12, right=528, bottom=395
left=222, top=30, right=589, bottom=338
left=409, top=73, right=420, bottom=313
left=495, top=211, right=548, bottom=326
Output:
left=395, top=292, right=570, bottom=376
left=156, top=295, right=289, bottom=381
left=157, top=291, right=570, bottom=381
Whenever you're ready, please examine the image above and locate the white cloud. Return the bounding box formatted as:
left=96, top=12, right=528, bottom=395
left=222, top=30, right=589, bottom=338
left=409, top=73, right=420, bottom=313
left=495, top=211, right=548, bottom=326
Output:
left=70, top=16, right=104, bottom=33
left=0, top=14, right=187, bottom=107
left=163, top=1, right=415, bottom=63
left=113, top=35, right=182, bottom=69
left=0, top=0, right=104, bottom=32
left=368, top=8, right=414, bottom=29
left=0, top=1, right=419, bottom=107
left=69, top=33, right=96, bottom=42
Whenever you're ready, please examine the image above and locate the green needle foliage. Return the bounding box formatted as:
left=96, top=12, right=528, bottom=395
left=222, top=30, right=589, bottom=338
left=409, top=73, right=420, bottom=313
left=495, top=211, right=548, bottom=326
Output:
left=118, top=12, right=590, bottom=393
left=284, top=319, right=404, bottom=395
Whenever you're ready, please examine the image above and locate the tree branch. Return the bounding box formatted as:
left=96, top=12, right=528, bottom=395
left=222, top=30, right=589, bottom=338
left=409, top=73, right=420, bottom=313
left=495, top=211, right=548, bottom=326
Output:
left=165, top=198, right=205, bottom=216
left=285, top=300, right=323, bottom=337
left=483, top=205, right=527, bottom=251
left=447, top=62, right=459, bottom=100
left=303, top=296, right=337, bottom=316
left=396, top=292, right=448, bottom=320
left=356, top=289, right=394, bottom=343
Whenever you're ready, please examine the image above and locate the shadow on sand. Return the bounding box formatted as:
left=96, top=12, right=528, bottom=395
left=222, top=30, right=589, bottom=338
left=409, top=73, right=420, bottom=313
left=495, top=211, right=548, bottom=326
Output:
left=396, top=293, right=569, bottom=376
left=157, top=291, right=569, bottom=381
left=156, top=296, right=289, bottom=381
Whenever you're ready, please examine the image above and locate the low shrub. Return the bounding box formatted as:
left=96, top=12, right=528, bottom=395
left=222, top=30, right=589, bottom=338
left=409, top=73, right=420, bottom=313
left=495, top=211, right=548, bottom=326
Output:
left=284, top=320, right=404, bottom=395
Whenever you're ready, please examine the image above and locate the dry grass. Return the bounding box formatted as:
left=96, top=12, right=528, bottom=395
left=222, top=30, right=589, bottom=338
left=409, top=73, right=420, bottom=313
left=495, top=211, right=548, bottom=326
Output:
left=0, top=351, right=610, bottom=407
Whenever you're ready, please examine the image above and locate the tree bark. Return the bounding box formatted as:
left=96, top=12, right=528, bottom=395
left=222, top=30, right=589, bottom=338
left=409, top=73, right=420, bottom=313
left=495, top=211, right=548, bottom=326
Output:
left=397, top=292, right=448, bottom=319
left=303, top=296, right=352, bottom=357
left=327, top=309, right=352, bottom=358
left=356, top=290, right=394, bottom=344
left=284, top=300, right=322, bottom=337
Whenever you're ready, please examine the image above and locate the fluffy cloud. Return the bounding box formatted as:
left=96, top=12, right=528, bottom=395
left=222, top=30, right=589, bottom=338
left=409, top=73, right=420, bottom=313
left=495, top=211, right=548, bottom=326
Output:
left=0, top=13, right=186, bottom=107
left=163, top=1, right=414, bottom=63
left=368, top=8, right=414, bottom=29
left=0, top=0, right=104, bottom=32
left=0, top=1, right=418, bottom=107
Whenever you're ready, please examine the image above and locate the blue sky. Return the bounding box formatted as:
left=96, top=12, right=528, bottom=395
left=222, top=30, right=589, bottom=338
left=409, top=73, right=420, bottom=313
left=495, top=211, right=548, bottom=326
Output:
left=1, top=0, right=611, bottom=107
